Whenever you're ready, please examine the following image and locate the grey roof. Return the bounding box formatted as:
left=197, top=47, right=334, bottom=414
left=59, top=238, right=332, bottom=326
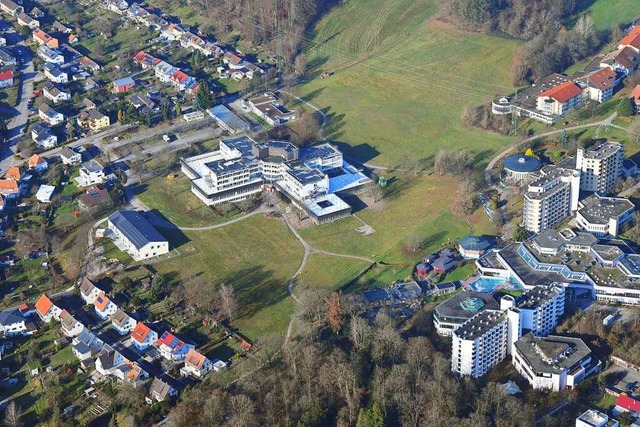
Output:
left=150, top=377, right=174, bottom=399
left=434, top=281, right=458, bottom=291
left=514, top=333, right=593, bottom=375
left=79, top=277, right=97, bottom=296
left=516, top=285, right=562, bottom=310
left=287, top=166, right=325, bottom=185
left=454, top=309, right=506, bottom=341
left=0, top=309, right=25, bottom=326
left=531, top=229, right=598, bottom=251
left=592, top=244, right=624, bottom=261
left=498, top=243, right=569, bottom=285
left=81, top=159, right=103, bottom=173
left=458, top=235, right=493, bottom=251
left=73, top=341, right=90, bottom=355
left=503, top=154, right=541, bottom=173
left=298, top=143, right=341, bottom=165
left=111, top=309, right=130, bottom=327
left=434, top=291, right=499, bottom=322
left=580, top=142, right=622, bottom=160
left=113, top=76, right=135, bottom=87
left=108, top=210, right=167, bottom=250
left=60, top=146, right=79, bottom=159
left=578, top=194, right=634, bottom=225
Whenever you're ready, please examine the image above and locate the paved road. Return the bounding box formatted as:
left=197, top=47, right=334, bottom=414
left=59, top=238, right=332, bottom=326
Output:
left=0, top=41, right=35, bottom=171
left=483, top=112, right=618, bottom=186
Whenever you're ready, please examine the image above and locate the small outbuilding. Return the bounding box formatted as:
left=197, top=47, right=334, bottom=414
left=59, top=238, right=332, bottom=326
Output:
left=415, top=262, right=431, bottom=276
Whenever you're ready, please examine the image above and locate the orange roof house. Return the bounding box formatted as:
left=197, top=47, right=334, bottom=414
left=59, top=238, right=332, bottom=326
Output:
left=32, top=29, right=58, bottom=48
left=35, top=294, right=60, bottom=320
left=538, top=81, right=583, bottom=103
left=94, top=292, right=110, bottom=311
left=6, top=166, right=21, bottom=181
left=630, top=85, right=640, bottom=106
left=184, top=349, right=207, bottom=369
left=586, top=67, right=616, bottom=92
left=131, top=323, right=152, bottom=343
left=28, top=154, right=46, bottom=169
left=619, top=26, right=640, bottom=51
left=0, top=180, right=18, bottom=195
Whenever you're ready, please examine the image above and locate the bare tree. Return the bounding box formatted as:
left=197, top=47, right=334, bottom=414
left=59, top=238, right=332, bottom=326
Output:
left=349, top=316, right=372, bottom=352
left=219, top=284, right=237, bottom=322
left=365, top=182, right=384, bottom=203
left=4, top=401, right=22, bottom=427
left=406, top=234, right=422, bottom=253
left=325, top=292, right=344, bottom=334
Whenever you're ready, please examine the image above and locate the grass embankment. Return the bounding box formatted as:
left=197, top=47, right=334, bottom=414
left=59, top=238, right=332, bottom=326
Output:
left=296, top=254, right=371, bottom=292
left=298, top=0, right=518, bottom=167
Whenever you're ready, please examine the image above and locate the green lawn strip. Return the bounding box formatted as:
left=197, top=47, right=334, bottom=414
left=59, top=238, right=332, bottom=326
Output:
left=349, top=264, right=414, bottom=291
left=153, top=215, right=303, bottom=340
left=102, top=238, right=133, bottom=264
left=136, top=174, right=244, bottom=228
left=439, top=262, right=475, bottom=283
left=582, top=0, right=640, bottom=30
left=296, top=254, right=371, bottom=292
left=299, top=174, right=495, bottom=264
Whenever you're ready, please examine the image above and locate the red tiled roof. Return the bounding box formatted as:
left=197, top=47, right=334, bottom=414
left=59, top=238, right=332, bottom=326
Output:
left=538, top=81, right=583, bottom=103
left=630, top=84, right=640, bottom=103
left=609, top=46, right=638, bottom=70
left=588, top=67, right=616, bottom=92
left=184, top=349, right=207, bottom=369
left=616, top=394, right=640, bottom=413
left=28, top=154, right=45, bottom=167
left=131, top=323, right=152, bottom=342
left=0, top=180, right=18, bottom=193
left=6, top=166, right=21, bottom=181
left=35, top=294, right=53, bottom=317
left=620, top=26, right=640, bottom=49
left=0, top=70, right=13, bottom=81
left=170, top=70, right=189, bottom=83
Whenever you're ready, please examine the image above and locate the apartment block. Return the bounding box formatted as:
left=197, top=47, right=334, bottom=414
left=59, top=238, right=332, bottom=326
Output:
left=576, top=142, right=623, bottom=194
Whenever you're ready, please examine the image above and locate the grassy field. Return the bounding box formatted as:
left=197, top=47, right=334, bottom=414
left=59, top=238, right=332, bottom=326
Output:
left=153, top=215, right=303, bottom=339
left=297, top=0, right=518, bottom=167
left=299, top=173, right=495, bottom=264
left=296, top=254, right=371, bottom=292
left=581, top=0, right=640, bottom=30
left=136, top=173, right=244, bottom=228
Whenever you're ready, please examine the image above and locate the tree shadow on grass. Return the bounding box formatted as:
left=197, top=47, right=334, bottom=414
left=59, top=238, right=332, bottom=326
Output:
left=224, top=266, right=288, bottom=320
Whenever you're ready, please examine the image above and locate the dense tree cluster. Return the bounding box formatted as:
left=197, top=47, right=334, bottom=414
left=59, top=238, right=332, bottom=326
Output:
left=169, top=301, right=536, bottom=427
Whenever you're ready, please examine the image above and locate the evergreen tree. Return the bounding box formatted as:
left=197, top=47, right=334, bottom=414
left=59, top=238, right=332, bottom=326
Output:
left=175, top=102, right=182, bottom=116
left=618, top=98, right=634, bottom=117
left=117, top=109, right=125, bottom=124
left=194, top=83, right=214, bottom=110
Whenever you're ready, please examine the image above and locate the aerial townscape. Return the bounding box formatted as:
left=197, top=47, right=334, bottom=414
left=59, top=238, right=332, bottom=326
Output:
left=3, top=0, right=640, bottom=426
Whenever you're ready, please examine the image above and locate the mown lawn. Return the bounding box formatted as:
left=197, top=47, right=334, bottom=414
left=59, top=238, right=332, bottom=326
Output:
left=136, top=173, right=244, bottom=228
left=296, top=254, right=371, bottom=292
left=153, top=214, right=303, bottom=340
left=299, top=173, right=496, bottom=264
left=581, top=0, right=640, bottom=30
left=298, top=0, right=518, bottom=167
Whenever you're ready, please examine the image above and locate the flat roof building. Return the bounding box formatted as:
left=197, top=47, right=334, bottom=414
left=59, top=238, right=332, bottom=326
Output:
left=576, top=409, right=619, bottom=427
left=503, top=154, right=541, bottom=181
left=512, top=333, right=601, bottom=392
left=434, top=291, right=500, bottom=336
left=576, top=142, right=623, bottom=194
left=576, top=193, right=635, bottom=237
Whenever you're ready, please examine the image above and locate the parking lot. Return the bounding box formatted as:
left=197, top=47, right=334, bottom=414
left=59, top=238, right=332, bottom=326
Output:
left=604, top=365, right=640, bottom=396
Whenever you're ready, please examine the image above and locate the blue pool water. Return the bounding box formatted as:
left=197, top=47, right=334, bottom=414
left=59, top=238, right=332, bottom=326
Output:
left=468, top=276, right=522, bottom=294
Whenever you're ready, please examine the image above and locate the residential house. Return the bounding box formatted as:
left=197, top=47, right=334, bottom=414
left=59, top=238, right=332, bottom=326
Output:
left=0, top=309, right=36, bottom=336
left=600, top=46, right=638, bottom=77
left=614, top=394, right=640, bottom=417
left=133, top=50, right=159, bottom=69
left=37, top=45, right=64, bottom=64
left=79, top=56, right=101, bottom=71
left=52, top=21, right=72, bottom=34
left=169, top=70, right=193, bottom=91
left=107, top=210, right=169, bottom=261
left=111, top=309, right=136, bottom=335
left=0, top=180, right=18, bottom=199
left=59, top=146, right=81, bottom=166
left=223, top=52, right=245, bottom=69
left=39, top=104, right=65, bottom=126
left=149, top=377, right=178, bottom=402
left=131, top=322, right=158, bottom=350
left=28, top=154, right=48, bottom=172
left=35, top=184, right=55, bottom=203
left=129, top=93, right=156, bottom=114
left=116, top=360, right=148, bottom=386
left=247, top=92, right=296, bottom=127
left=112, top=76, right=135, bottom=93
left=576, top=409, right=619, bottom=427
left=82, top=98, right=97, bottom=110
left=68, top=34, right=78, bottom=44
left=79, top=277, right=102, bottom=305
left=18, top=302, right=36, bottom=318
left=43, top=82, right=70, bottom=104
left=78, top=159, right=105, bottom=187
left=161, top=23, right=184, bottom=40
left=630, top=85, right=640, bottom=110
left=6, top=166, right=21, bottom=182
left=30, top=7, right=44, bottom=18
left=106, top=0, right=129, bottom=14
left=84, top=78, right=98, bottom=91
left=583, top=67, right=617, bottom=103
left=60, top=310, right=84, bottom=337
left=17, top=13, right=39, bottom=29
left=35, top=294, right=62, bottom=322
left=155, top=61, right=178, bottom=83
left=618, top=26, right=640, bottom=52
left=0, top=48, right=15, bottom=66
left=156, top=331, right=194, bottom=362
left=32, top=29, right=58, bottom=48
left=43, top=63, right=68, bottom=84
left=536, top=82, right=584, bottom=117
left=0, top=0, right=23, bottom=16
left=78, top=186, right=111, bottom=210
left=77, top=109, right=110, bottom=131
left=72, top=328, right=103, bottom=360
left=180, top=349, right=212, bottom=378
left=93, top=292, right=118, bottom=320
left=95, top=344, right=126, bottom=376
left=0, top=70, right=13, bottom=88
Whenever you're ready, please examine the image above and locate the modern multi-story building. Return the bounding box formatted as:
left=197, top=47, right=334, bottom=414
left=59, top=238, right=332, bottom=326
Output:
left=576, top=142, right=623, bottom=194
left=433, top=291, right=500, bottom=336
left=512, top=333, right=600, bottom=391
left=181, top=136, right=370, bottom=223
left=451, top=286, right=565, bottom=378
left=575, top=409, right=619, bottom=427
left=523, top=162, right=581, bottom=233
